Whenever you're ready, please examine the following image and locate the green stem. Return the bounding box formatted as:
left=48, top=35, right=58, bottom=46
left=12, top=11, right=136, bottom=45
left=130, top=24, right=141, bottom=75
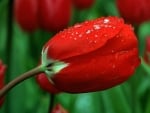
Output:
left=48, top=94, right=55, bottom=112
left=5, top=0, right=14, bottom=112
left=0, top=66, right=44, bottom=98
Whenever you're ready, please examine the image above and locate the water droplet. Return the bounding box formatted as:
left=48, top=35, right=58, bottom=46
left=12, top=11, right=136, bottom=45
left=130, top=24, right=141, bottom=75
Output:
left=108, top=25, right=112, bottom=28
left=75, top=32, right=79, bottom=35
left=121, top=39, right=124, bottom=42
left=71, top=33, right=74, bottom=36
left=113, top=26, right=116, bottom=29
left=104, top=34, right=107, bottom=37
left=93, top=24, right=101, bottom=30
left=112, top=64, right=116, bottom=69
left=74, top=24, right=82, bottom=28
left=74, top=37, right=77, bottom=40
left=104, top=25, right=109, bottom=28
left=104, top=18, right=109, bottom=24
left=89, top=40, right=93, bottom=43
left=95, top=34, right=98, bottom=38
left=116, top=35, right=119, bottom=38
left=79, top=34, right=82, bottom=38
left=94, top=40, right=97, bottom=43
left=86, top=30, right=91, bottom=34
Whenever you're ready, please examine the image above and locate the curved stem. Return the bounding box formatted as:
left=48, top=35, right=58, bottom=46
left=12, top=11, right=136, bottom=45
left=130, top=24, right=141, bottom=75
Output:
left=0, top=66, right=44, bottom=98
left=5, top=0, right=14, bottom=112
left=48, top=94, right=55, bottom=112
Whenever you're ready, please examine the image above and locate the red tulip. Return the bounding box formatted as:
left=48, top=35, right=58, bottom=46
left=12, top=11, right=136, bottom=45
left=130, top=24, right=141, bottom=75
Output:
left=14, top=0, right=71, bottom=32
left=144, top=37, right=150, bottom=64
left=51, top=104, right=68, bottom=113
left=117, top=0, right=150, bottom=24
left=38, top=0, right=71, bottom=32
left=41, top=16, right=140, bottom=93
left=72, top=0, right=95, bottom=9
left=0, top=60, right=6, bottom=106
left=14, top=0, right=38, bottom=32
left=36, top=73, right=61, bottom=94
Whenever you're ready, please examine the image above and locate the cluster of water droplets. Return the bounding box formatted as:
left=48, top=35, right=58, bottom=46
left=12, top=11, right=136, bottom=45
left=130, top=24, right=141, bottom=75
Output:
left=59, top=17, right=122, bottom=49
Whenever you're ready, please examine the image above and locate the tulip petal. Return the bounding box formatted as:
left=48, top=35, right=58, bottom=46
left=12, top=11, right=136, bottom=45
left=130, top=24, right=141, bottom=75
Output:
left=52, top=48, right=140, bottom=93
left=44, top=17, right=124, bottom=60
left=36, top=73, right=60, bottom=94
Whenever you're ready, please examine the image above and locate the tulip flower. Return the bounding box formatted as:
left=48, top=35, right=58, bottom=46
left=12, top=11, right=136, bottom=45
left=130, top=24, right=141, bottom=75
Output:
left=14, top=0, right=71, bottom=32
left=41, top=16, right=140, bottom=93
left=144, top=37, right=150, bottom=64
left=117, top=0, right=150, bottom=25
left=51, top=104, right=68, bottom=113
left=36, top=73, right=60, bottom=94
left=0, top=60, right=6, bottom=106
left=72, top=0, right=95, bottom=9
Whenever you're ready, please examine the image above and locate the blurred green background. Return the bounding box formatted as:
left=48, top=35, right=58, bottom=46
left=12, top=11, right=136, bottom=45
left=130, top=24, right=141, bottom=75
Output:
left=0, top=0, right=150, bottom=113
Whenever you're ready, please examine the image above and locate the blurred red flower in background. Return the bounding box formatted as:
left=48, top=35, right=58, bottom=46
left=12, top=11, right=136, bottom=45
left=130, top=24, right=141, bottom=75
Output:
left=14, top=0, right=71, bottom=32
left=117, top=0, right=150, bottom=25
left=51, top=104, right=68, bottom=113
left=144, top=37, right=150, bottom=64
left=0, top=60, right=6, bottom=107
left=36, top=73, right=61, bottom=94
left=41, top=16, right=140, bottom=93
left=72, top=0, right=95, bottom=9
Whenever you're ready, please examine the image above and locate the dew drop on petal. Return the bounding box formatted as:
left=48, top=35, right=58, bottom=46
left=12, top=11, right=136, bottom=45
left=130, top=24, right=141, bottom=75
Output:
left=121, top=39, right=124, bottom=42
left=71, top=33, right=74, bottom=36
left=93, top=24, right=101, bottom=30
left=108, top=25, right=112, bottom=28
left=95, top=34, right=98, bottom=38
left=86, top=30, right=91, bottom=34
left=116, top=35, right=119, bottom=38
left=104, top=18, right=109, bottom=24
left=75, top=32, right=79, bottom=35
left=74, top=37, right=77, bottom=40
left=104, top=34, right=107, bottom=37
left=112, top=64, right=116, bottom=69
left=74, top=24, right=82, bottom=28
left=94, top=40, right=97, bottom=43
left=113, top=26, right=116, bottom=29
left=104, top=25, right=108, bottom=28
left=79, top=34, right=82, bottom=38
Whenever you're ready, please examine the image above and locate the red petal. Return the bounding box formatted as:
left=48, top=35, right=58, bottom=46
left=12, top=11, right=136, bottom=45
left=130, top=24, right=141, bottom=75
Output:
left=72, top=0, right=95, bottom=9
left=42, top=17, right=140, bottom=93
left=38, top=0, right=71, bottom=32
left=36, top=73, right=61, bottom=94
left=44, top=17, right=124, bottom=60
left=49, top=22, right=140, bottom=93
left=117, top=0, right=150, bottom=24
left=52, top=48, right=140, bottom=93
left=14, top=0, right=38, bottom=32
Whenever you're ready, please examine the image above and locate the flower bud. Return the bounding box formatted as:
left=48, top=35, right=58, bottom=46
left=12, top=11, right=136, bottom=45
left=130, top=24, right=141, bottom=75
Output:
left=117, top=0, right=150, bottom=24
left=41, top=17, right=140, bottom=93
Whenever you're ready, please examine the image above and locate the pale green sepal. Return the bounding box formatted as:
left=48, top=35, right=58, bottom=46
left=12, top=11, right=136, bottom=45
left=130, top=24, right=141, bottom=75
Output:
left=41, top=47, right=69, bottom=77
